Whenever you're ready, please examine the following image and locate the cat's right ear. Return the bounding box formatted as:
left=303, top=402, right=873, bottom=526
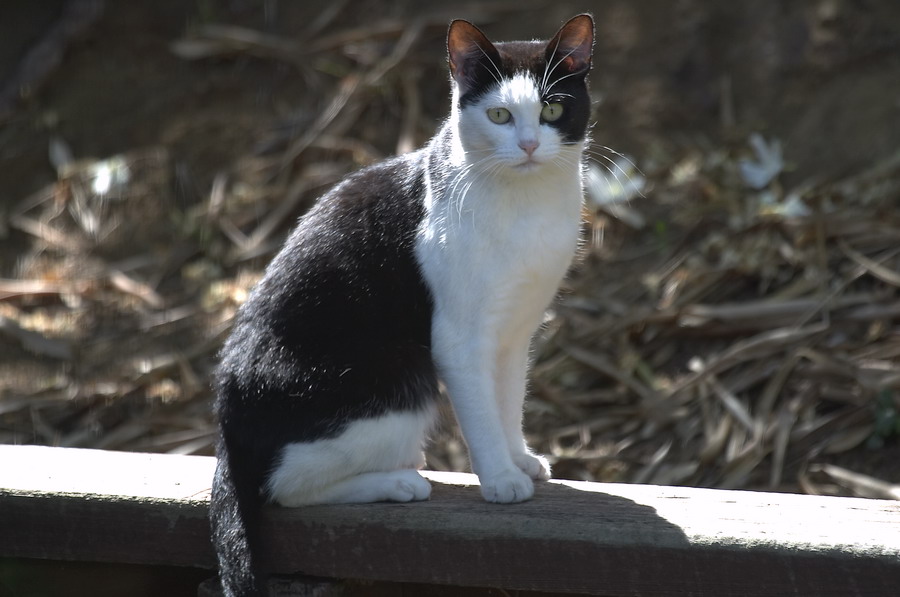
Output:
left=447, top=20, right=500, bottom=95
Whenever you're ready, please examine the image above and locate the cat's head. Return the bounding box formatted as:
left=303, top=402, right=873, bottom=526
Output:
left=447, top=15, right=593, bottom=175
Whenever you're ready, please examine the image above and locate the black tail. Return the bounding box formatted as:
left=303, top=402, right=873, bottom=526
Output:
left=210, top=441, right=267, bottom=596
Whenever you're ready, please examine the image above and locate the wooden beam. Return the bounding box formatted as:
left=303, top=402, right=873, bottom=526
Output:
left=1, top=445, right=899, bottom=596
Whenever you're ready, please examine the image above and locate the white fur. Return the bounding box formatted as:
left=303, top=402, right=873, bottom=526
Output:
left=453, top=73, right=567, bottom=174
left=268, top=73, right=583, bottom=508
left=416, top=73, right=584, bottom=503
left=267, top=406, right=436, bottom=506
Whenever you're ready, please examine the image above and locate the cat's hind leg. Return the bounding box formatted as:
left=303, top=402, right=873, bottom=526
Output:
left=266, top=408, right=436, bottom=507
left=277, top=469, right=431, bottom=506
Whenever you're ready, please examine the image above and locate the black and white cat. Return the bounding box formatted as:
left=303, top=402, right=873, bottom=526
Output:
left=211, top=14, right=594, bottom=595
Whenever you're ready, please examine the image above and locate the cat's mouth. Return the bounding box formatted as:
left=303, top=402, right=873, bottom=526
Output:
left=514, top=158, right=543, bottom=172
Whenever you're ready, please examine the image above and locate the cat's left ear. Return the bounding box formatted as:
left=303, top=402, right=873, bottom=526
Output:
left=545, top=14, right=594, bottom=76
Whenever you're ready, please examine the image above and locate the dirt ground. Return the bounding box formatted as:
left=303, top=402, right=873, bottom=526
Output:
left=1, top=0, right=899, bottom=496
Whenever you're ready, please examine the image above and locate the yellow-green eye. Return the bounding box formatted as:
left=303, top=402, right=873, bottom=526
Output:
left=541, top=102, right=564, bottom=122
left=487, top=107, right=511, bottom=124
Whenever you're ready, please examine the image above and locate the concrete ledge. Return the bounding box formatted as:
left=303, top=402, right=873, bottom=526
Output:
left=2, top=445, right=899, bottom=595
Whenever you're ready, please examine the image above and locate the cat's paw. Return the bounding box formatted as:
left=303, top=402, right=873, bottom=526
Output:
left=382, top=469, right=432, bottom=502
left=513, top=451, right=551, bottom=481
left=479, top=468, right=534, bottom=503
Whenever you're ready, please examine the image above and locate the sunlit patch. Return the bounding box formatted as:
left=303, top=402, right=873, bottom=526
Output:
left=89, top=156, right=131, bottom=196
left=495, top=72, right=541, bottom=107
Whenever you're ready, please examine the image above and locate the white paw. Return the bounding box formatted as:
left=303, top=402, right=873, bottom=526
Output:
left=513, top=451, right=551, bottom=481
left=479, top=468, right=534, bottom=503
left=383, top=470, right=432, bottom=502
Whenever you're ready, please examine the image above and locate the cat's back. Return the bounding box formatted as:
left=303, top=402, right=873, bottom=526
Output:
left=219, top=150, right=434, bottom=383
left=273, top=150, right=428, bottom=278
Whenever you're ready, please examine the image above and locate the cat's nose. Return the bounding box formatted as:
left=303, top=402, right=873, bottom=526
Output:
left=518, top=138, right=539, bottom=156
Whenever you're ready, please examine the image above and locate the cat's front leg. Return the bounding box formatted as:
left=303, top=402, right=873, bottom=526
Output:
left=496, top=339, right=551, bottom=481
left=432, top=315, right=534, bottom=503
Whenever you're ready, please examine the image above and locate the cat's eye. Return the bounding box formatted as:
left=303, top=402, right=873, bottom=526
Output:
left=541, top=103, right=564, bottom=122
left=487, top=107, right=512, bottom=124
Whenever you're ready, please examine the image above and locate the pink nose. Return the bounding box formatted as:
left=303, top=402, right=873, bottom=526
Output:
left=518, top=138, right=539, bottom=156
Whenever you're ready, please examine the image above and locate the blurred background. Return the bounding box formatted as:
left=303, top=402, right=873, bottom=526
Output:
left=1, top=0, right=899, bottom=500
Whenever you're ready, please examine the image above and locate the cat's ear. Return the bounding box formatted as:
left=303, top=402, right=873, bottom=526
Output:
left=545, top=14, right=594, bottom=76
left=447, top=20, right=501, bottom=94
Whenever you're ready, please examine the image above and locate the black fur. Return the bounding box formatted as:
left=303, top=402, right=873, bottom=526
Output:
left=210, top=15, right=593, bottom=596
left=211, top=153, right=439, bottom=595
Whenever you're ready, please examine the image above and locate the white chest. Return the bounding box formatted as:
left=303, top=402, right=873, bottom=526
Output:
left=416, top=167, right=583, bottom=334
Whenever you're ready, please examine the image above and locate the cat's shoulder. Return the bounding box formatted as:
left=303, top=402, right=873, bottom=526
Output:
left=320, top=149, right=427, bottom=209
left=279, top=150, right=428, bottom=252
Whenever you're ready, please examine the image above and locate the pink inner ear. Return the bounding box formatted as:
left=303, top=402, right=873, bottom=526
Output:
left=549, top=15, right=594, bottom=72
left=448, top=20, right=495, bottom=85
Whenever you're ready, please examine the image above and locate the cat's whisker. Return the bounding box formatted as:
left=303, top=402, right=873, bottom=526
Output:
left=447, top=163, right=478, bottom=227
left=462, top=147, right=496, bottom=157
left=543, top=45, right=579, bottom=95
left=544, top=68, right=583, bottom=95
left=474, top=44, right=503, bottom=87
left=586, top=151, right=628, bottom=189
left=585, top=157, right=623, bottom=201
left=447, top=155, right=499, bottom=229
left=471, top=158, right=504, bottom=216
left=453, top=181, right=468, bottom=227
left=561, top=156, right=582, bottom=175
left=556, top=157, right=590, bottom=186
left=540, top=35, right=565, bottom=94
left=455, top=171, right=480, bottom=227
left=584, top=149, right=647, bottom=200
left=584, top=152, right=634, bottom=201
left=453, top=164, right=489, bottom=229
left=545, top=92, right=575, bottom=101
left=553, top=147, right=584, bottom=167
left=596, top=145, right=647, bottom=179
left=545, top=160, right=566, bottom=181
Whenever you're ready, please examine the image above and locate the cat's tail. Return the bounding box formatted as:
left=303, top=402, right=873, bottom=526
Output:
left=210, top=442, right=267, bottom=597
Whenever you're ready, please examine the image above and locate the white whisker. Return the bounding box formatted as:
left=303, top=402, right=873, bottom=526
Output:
left=445, top=155, right=502, bottom=230
left=541, top=35, right=565, bottom=95
left=474, top=44, right=503, bottom=87
left=585, top=148, right=647, bottom=200
left=586, top=151, right=627, bottom=194
left=585, top=156, right=621, bottom=200
left=544, top=68, right=583, bottom=95
left=543, top=45, right=579, bottom=95
left=596, top=145, right=646, bottom=178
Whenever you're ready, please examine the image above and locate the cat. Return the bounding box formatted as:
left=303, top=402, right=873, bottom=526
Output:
left=210, top=14, right=594, bottom=596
